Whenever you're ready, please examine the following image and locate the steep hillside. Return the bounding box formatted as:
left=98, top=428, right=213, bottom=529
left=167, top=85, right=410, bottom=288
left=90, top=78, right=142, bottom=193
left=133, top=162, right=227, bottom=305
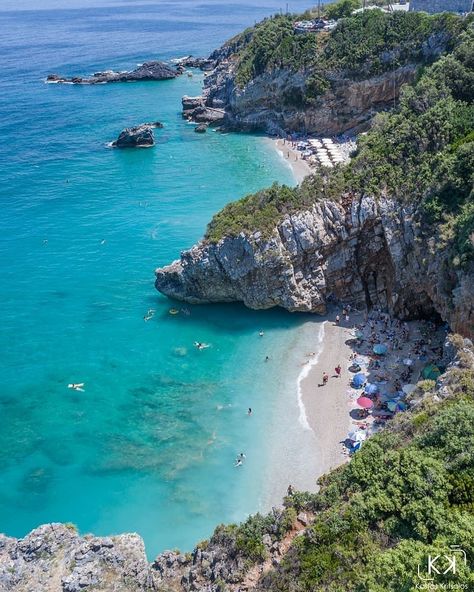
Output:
left=156, top=28, right=474, bottom=338
left=184, top=8, right=471, bottom=135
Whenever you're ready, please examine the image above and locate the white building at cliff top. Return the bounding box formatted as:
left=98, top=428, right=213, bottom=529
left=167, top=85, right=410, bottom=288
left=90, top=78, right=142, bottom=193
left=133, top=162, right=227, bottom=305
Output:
left=409, top=0, right=473, bottom=13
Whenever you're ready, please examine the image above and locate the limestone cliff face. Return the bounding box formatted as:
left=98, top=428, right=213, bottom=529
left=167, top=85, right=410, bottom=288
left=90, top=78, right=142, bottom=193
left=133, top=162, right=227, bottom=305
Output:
left=184, top=31, right=451, bottom=135
left=205, top=63, right=417, bottom=135
left=155, top=196, right=474, bottom=338
left=0, top=524, right=155, bottom=592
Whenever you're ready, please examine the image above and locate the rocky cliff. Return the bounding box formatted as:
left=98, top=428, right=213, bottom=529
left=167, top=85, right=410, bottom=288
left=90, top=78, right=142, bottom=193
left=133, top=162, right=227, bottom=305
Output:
left=182, top=10, right=464, bottom=135
left=155, top=195, right=474, bottom=338
left=186, top=61, right=418, bottom=136
left=0, top=524, right=155, bottom=592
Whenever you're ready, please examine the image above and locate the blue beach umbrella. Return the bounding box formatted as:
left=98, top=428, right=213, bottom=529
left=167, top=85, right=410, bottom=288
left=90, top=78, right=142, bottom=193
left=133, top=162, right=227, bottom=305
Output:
left=365, top=383, right=379, bottom=395
left=352, top=373, right=367, bottom=388
left=373, top=344, right=388, bottom=355
left=387, top=400, right=407, bottom=413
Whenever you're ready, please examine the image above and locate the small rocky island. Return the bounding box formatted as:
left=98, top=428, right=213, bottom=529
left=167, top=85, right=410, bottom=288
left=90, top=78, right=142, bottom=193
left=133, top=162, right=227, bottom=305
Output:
left=111, top=122, right=163, bottom=148
left=47, top=61, right=178, bottom=84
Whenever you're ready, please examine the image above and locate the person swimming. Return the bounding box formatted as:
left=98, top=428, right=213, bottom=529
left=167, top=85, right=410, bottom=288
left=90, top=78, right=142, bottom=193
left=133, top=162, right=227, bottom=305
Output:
left=235, top=452, right=246, bottom=465
left=68, top=383, right=85, bottom=392
left=248, top=408, right=252, bottom=415
left=194, top=342, right=210, bottom=350
left=259, top=331, right=264, bottom=337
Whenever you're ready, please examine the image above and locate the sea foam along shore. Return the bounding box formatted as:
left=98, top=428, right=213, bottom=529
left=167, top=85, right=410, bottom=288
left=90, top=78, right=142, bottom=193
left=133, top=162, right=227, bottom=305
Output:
left=255, top=318, right=350, bottom=512
left=300, top=316, right=358, bottom=479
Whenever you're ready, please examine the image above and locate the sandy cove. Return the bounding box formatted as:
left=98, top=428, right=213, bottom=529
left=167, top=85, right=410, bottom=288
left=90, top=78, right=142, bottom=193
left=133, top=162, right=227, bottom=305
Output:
left=297, top=311, right=447, bottom=485
left=272, top=138, right=312, bottom=184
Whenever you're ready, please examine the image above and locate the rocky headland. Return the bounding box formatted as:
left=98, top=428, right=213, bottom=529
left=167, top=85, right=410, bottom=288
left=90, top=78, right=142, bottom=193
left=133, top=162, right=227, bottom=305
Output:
left=46, top=61, right=179, bottom=85
left=180, top=11, right=464, bottom=134
left=155, top=195, right=473, bottom=338
left=157, top=11, right=474, bottom=339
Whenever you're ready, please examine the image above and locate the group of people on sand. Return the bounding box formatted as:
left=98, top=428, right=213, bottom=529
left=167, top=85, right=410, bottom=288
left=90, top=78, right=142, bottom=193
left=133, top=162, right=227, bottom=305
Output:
left=321, top=363, right=341, bottom=386
left=335, top=305, right=352, bottom=326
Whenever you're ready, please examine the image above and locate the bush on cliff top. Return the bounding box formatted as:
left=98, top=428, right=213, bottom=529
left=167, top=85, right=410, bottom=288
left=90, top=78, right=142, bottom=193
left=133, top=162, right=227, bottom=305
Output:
left=206, top=28, right=474, bottom=264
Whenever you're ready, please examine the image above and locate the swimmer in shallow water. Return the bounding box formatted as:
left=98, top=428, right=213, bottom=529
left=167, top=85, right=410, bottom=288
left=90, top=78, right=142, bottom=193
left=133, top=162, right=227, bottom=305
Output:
left=68, top=383, right=85, bottom=392
left=194, top=342, right=210, bottom=350
left=259, top=331, right=264, bottom=337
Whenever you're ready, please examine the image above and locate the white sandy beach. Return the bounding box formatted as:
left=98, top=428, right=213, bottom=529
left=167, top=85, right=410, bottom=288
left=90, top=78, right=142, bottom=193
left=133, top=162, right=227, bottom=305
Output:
left=260, top=308, right=447, bottom=510
left=301, top=318, right=355, bottom=476
left=272, top=138, right=313, bottom=183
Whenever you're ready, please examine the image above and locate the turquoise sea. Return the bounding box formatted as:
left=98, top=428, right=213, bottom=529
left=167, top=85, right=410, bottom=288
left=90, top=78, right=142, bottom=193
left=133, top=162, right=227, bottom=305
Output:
left=0, top=0, right=323, bottom=557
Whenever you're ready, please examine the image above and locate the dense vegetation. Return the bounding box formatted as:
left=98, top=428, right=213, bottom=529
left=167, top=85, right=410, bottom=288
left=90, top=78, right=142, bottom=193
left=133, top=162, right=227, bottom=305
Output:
left=206, top=27, right=474, bottom=266
left=207, top=338, right=474, bottom=591
left=233, top=4, right=467, bottom=98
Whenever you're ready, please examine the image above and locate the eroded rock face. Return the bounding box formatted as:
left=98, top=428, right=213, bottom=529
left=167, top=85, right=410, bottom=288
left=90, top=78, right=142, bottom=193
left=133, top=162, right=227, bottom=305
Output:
left=0, top=524, right=156, bottom=591
left=46, top=61, right=178, bottom=85
left=183, top=31, right=453, bottom=135
left=155, top=196, right=474, bottom=338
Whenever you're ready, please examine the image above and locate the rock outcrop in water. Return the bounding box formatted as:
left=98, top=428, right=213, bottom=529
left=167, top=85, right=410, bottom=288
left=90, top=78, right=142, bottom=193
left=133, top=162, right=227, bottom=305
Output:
left=111, top=122, right=163, bottom=148
left=155, top=195, right=474, bottom=339
left=46, top=61, right=178, bottom=84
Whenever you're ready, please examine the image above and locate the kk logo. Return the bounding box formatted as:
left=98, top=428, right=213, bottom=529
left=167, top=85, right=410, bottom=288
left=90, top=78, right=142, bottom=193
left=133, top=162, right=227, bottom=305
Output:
left=417, top=546, right=467, bottom=581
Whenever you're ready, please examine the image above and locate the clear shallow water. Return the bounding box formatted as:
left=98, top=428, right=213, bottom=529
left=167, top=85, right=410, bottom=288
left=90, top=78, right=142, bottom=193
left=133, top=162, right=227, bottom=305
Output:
left=0, top=0, right=322, bottom=557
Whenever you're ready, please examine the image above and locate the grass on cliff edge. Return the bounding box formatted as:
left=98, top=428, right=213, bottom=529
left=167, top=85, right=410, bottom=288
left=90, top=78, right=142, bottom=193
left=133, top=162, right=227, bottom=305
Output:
left=205, top=27, right=474, bottom=266
left=203, top=337, right=474, bottom=591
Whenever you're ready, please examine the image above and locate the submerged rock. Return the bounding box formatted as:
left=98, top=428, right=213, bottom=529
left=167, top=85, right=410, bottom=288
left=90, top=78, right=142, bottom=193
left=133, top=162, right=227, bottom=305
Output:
left=194, top=123, right=208, bottom=133
left=46, top=61, right=178, bottom=85
left=111, top=123, right=162, bottom=148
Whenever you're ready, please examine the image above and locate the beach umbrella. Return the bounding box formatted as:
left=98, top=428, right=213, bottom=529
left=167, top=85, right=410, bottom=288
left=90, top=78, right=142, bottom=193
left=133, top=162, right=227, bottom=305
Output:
left=356, top=396, right=374, bottom=409
left=365, top=383, right=379, bottom=395
left=373, top=344, right=388, bottom=355
left=422, top=364, right=441, bottom=381
left=402, top=383, right=416, bottom=395
left=348, top=429, right=367, bottom=443
left=387, top=400, right=407, bottom=413
left=352, top=373, right=367, bottom=388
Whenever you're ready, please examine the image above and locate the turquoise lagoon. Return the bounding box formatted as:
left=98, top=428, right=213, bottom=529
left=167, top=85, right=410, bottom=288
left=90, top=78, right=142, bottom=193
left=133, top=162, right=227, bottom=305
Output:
left=0, top=0, right=323, bottom=557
